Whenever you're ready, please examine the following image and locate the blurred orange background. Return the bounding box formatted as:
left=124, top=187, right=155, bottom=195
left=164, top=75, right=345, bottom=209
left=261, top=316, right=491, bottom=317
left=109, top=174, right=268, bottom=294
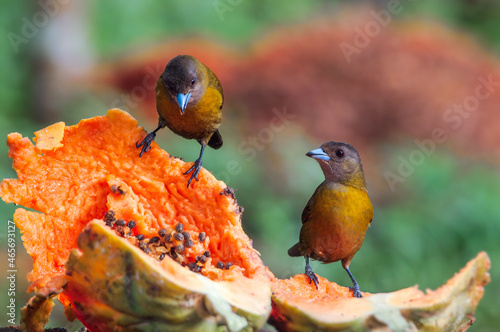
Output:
left=1, top=1, right=499, bottom=330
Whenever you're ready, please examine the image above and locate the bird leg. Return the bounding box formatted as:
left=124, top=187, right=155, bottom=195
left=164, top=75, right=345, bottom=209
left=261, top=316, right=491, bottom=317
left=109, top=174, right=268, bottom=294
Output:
left=304, top=255, right=319, bottom=290
left=184, top=145, right=206, bottom=187
left=136, top=124, right=163, bottom=157
left=344, top=266, right=362, bottom=298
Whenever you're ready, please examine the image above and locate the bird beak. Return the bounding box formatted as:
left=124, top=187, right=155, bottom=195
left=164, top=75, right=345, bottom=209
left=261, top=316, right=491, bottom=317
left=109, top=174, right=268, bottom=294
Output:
left=306, top=148, right=330, bottom=161
left=176, top=92, right=192, bottom=114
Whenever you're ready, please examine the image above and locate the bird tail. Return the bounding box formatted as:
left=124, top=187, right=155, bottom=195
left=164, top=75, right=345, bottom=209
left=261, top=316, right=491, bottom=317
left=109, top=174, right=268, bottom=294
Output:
left=207, top=130, right=223, bottom=149
left=288, top=243, right=301, bottom=257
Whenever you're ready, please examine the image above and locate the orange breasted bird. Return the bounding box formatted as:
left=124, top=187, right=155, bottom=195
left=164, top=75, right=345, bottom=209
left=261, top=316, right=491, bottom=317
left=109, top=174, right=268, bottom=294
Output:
left=136, top=55, right=224, bottom=187
left=288, top=141, right=373, bottom=298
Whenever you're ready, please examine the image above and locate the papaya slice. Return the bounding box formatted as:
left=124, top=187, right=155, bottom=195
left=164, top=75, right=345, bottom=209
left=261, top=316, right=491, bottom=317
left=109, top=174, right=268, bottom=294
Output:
left=0, top=109, right=271, bottom=331
left=270, top=251, right=490, bottom=331
left=0, top=109, right=491, bottom=331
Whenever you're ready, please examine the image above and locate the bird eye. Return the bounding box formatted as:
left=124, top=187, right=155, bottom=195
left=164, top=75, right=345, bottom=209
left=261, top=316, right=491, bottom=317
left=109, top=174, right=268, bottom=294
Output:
left=191, top=78, right=196, bottom=85
left=335, top=149, right=344, bottom=158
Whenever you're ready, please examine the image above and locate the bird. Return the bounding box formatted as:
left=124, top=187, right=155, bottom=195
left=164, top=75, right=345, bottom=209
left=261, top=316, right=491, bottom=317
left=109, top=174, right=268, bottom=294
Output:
left=136, top=55, right=224, bottom=187
left=288, top=141, right=373, bottom=298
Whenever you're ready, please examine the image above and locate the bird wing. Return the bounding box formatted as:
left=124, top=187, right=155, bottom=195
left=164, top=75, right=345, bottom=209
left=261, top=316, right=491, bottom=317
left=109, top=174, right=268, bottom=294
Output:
left=301, top=184, right=323, bottom=224
left=301, top=197, right=313, bottom=224
left=205, top=64, right=224, bottom=109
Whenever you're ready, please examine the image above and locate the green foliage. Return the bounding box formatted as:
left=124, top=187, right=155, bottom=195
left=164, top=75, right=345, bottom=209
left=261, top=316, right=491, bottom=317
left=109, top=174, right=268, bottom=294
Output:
left=1, top=1, right=500, bottom=330
left=400, top=0, right=500, bottom=53
left=89, top=0, right=330, bottom=55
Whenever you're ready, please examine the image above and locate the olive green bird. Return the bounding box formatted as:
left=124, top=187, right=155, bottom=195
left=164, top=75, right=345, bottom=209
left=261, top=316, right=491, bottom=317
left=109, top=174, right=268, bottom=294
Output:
left=288, top=141, right=374, bottom=298
left=137, top=55, right=224, bottom=187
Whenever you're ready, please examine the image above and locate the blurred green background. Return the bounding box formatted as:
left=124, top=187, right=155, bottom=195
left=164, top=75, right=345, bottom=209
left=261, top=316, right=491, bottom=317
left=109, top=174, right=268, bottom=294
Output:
left=1, top=1, right=499, bottom=330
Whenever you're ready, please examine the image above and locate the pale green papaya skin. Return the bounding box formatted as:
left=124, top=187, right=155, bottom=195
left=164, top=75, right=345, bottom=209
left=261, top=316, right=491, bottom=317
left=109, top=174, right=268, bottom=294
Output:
left=64, top=220, right=269, bottom=332
left=270, top=252, right=490, bottom=332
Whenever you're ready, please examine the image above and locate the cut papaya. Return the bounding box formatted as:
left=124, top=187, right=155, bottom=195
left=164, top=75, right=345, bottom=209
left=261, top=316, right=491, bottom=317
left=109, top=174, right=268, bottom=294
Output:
left=1, top=109, right=491, bottom=331
left=0, top=109, right=271, bottom=331
left=270, top=251, right=490, bottom=331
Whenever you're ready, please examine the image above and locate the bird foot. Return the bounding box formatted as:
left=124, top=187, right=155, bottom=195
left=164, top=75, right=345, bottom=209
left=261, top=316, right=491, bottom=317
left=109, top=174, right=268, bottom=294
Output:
left=349, top=285, right=363, bottom=298
left=305, top=264, right=319, bottom=290
left=136, top=132, right=156, bottom=157
left=184, top=158, right=203, bottom=187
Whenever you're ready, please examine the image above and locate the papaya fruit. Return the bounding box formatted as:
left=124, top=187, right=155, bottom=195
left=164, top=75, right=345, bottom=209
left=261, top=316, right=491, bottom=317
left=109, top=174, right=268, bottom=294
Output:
left=270, top=251, right=490, bottom=331
left=0, top=109, right=490, bottom=331
left=0, top=109, right=271, bottom=331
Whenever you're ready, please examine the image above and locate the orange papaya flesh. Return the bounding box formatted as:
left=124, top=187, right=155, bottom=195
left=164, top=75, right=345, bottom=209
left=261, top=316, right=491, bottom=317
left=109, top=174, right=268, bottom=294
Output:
left=270, top=251, right=490, bottom=331
left=0, top=109, right=271, bottom=330
left=0, top=108, right=265, bottom=283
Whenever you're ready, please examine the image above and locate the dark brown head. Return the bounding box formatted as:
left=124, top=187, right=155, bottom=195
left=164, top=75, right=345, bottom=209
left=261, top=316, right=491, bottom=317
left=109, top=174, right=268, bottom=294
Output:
left=306, top=141, right=367, bottom=190
left=162, top=55, right=208, bottom=114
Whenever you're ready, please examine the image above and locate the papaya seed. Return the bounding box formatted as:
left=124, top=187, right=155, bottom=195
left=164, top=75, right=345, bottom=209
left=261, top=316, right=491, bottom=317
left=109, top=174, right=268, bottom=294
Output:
left=175, top=244, right=185, bottom=254
left=104, top=210, right=115, bottom=221
left=198, top=255, right=207, bottom=264
left=170, top=248, right=178, bottom=260
left=198, top=232, right=206, bottom=242
left=115, top=219, right=126, bottom=227
left=110, top=184, right=125, bottom=195
left=174, top=232, right=184, bottom=241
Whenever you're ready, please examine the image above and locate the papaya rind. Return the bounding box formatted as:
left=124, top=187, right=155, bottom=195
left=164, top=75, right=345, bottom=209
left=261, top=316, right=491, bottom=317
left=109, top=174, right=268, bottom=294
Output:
left=20, top=275, right=68, bottom=332
left=65, top=220, right=270, bottom=332
left=271, top=252, right=490, bottom=331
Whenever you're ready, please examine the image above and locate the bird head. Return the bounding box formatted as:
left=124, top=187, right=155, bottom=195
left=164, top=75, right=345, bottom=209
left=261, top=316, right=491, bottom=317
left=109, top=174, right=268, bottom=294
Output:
left=306, top=141, right=367, bottom=190
left=161, top=55, right=208, bottom=114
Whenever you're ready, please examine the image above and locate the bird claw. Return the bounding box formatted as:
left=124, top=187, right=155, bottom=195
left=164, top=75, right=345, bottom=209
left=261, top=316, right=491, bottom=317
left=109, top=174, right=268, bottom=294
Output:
left=349, top=285, right=363, bottom=298
left=136, top=132, right=156, bottom=157
left=305, top=264, right=319, bottom=290
left=184, top=158, right=202, bottom=187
